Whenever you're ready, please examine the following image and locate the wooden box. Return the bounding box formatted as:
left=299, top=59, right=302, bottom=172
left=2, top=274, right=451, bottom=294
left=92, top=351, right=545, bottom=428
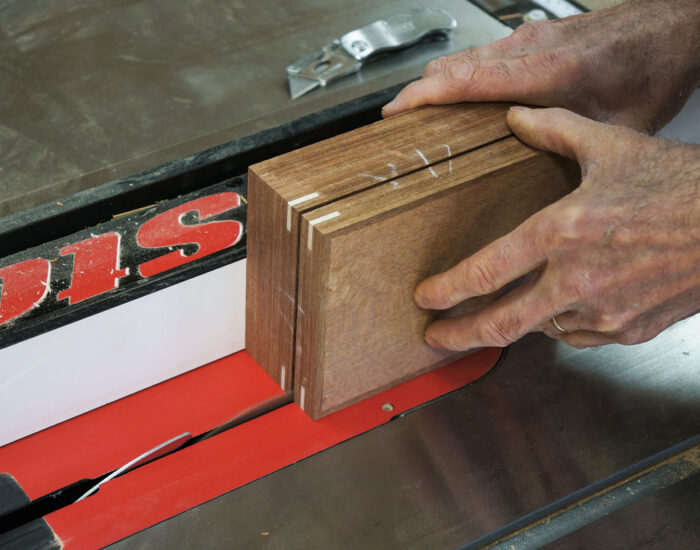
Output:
left=246, top=103, right=578, bottom=418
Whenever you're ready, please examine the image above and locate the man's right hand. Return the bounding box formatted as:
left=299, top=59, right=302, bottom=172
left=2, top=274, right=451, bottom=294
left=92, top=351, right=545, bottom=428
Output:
left=414, top=107, right=700, bottom=351
left=382, top=0, right=700, bottom=134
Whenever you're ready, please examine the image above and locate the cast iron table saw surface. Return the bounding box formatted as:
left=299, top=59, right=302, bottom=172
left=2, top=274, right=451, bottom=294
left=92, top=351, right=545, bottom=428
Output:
left=0, top=0, right=612, bottom=218
left=0, top=0, right=512, bottom=217
left=109, top=318, right=700, bottom=549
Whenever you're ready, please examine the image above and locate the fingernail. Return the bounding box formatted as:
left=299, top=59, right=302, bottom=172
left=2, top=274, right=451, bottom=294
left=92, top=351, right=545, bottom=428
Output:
left=424, top=328, right=440, bottom=349
left=510, top=106, right=530, bottom=112
left=382, top=99, right=396, bottom=109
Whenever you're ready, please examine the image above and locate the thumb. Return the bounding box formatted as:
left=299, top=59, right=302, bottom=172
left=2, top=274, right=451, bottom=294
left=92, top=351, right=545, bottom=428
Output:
left=506, top=106, right=604, bottom=163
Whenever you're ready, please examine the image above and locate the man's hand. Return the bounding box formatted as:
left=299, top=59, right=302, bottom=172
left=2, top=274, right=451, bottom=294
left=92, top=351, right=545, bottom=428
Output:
left=415, top=107, right=700, bottom=350
left=383, top=0, right=700, bottom=134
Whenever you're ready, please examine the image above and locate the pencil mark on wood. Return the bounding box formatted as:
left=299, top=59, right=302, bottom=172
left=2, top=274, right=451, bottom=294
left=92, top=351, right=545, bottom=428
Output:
left=415, top=148, right=438, bottom=178
left=359, top=173, right=387, bottom=182
left=443, top=144, right=453, bottom=175
left=280, top=309, right=294, bottom=331
left=388, top=163, right=398, bottom=178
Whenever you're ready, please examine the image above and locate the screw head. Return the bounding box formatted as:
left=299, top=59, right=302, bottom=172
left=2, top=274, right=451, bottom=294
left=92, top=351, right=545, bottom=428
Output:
left=351, top=40, right=369, bottom=54
left=382, top=403, right=394, bottom=412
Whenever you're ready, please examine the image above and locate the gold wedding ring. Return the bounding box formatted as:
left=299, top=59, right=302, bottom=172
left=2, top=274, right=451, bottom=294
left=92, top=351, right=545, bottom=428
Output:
left=551, top=316, right=567, bottom=333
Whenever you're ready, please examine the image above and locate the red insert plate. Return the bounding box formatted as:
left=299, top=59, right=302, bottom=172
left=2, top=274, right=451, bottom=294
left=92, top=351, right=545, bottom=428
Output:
left=1, top=348, right=500, bottom=549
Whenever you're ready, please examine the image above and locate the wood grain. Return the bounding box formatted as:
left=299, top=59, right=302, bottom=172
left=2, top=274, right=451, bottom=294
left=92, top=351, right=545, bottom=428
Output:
left=246, top=103, right=513, bottom=390
left=247, top=103, right=579, bottom=416
left=295, top=138, right=579, bottom=417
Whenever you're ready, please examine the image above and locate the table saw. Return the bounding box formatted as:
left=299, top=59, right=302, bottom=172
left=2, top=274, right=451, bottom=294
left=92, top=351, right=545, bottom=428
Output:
left=0, top=1, right=699, bottom=548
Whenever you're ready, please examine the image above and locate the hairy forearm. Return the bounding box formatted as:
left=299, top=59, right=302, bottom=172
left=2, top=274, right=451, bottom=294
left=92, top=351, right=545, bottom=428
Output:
left=594, top=0, right=700, bottom=127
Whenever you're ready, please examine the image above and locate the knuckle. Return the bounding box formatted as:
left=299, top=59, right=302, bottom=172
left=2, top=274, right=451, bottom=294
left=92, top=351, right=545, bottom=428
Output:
left=531, top=48, right=580, bottom=78
left=489, top=60, right=511, bottom=78
left=442, top=58, right=481, bottom=87
left=544, top=106, right=572, bottom=122
left=512, top=20, right=549, bottom=42
left=477, top=316, right=516, bottom=347
left=465, top=257, right=498, bottom=296
left=549, top=203, right=596, bottom=246
left=424, top=57, right=447, bottom=76
left=594, top=311, right=635, bottom=333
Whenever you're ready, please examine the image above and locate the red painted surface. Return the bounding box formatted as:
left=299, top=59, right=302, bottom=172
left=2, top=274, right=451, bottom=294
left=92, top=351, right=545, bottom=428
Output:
left=0, top=351, right=284, bottom=500
left=41, top=348, right=500, bottom=550
left=0, top=258, right=51, bottom=323
left=58, top=232, right=129, bottom=304
left=138, top=192, right=243, bottom=277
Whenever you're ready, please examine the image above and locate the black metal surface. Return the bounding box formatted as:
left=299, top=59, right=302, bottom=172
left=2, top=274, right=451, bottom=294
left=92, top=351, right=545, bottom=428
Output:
left=0, top=474, right=62, bottom=550
left=0, top=82, right=400, bottom=258
left=0, top=477, right=97, bottom=539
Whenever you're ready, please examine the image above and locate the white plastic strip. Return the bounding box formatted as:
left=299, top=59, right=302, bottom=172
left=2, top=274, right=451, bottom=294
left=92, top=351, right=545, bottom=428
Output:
left=0, top=260, right=246, bottom=447
left=307, top=211, right=341, bottom=250
left=287, top=192, right=320, bottom=231
left=299, top=385, right=306, bottom=412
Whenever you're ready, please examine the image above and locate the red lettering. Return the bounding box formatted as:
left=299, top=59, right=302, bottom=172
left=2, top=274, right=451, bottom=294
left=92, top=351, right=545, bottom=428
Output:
left=58, top=232, right=128, bottom=304
left=137, top=192, right=243, bottom=278
left=0, top=258, right=51, bottom=325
